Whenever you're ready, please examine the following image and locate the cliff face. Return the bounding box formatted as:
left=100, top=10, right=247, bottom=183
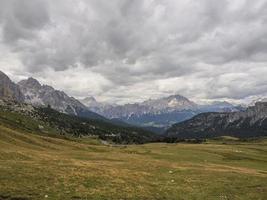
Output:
left=0, top=71, right=24, bottom=102
left=18, top=77, right=105, bottom=120
left=166, top=102, right=267, bottom=139
left=18, top=77, right=86, bottom=114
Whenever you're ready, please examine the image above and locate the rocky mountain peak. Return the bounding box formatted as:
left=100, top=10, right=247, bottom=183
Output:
left=166, top=94, right=188, bottom=101
left=18, top=77, right=42, bottom=90
left=0, top=71, right=24, bottom=102
left=141, top=94, right=197, bottom=111
left=83, top=96, right=97, bottom=103
left=80, top=97, right=113, bottom=112
left=0, top=70, right=9, bottom=79
left=81, top=96, right=98, bottom=107
left=17, top=76, right=87, bottom=114
left=0, top=72, right=105, bottom=120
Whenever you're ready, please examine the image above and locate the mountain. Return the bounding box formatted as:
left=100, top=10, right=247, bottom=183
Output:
left=198, top=101, right=242, bottom=112
left=0, top=99, right=157, bottom=144
left=80, top=96, right=113, bottom=114
left=0, top=71, right=24, bottom=102
left=83, top=94, right=238, bottom=128
left=81, top=96, right=102, bottom=108
left=0, top=70, right=244, bottom=130
left=249, top=97, right=267, bottom=107
left=18, top=77, right=85, bottom=113
left=18, top=77, right=105, bottom=120
left=166, top=102, right=267, bottom=140
left=141, top=94, right=198, bottom=112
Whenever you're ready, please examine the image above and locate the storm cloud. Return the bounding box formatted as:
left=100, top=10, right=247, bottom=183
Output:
left=0, top=0, right=267, bottom=104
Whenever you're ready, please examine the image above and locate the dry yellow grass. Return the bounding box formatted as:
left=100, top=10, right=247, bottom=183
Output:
left=0, top=125, right=267, bottom=200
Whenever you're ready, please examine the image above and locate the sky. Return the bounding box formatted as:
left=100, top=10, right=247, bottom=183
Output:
left=0, top=0, right=267, bottom=104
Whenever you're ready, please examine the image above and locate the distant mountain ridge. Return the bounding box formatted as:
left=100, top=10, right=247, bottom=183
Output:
left=81, top=95, right=241, bottom=128
left=141, top=94, right=198, bottom=112
left=166, top=102, right=267, bottom=139
left=0, top=70, right=247, bottom=129
left=3, top=70, right=266, bottom=141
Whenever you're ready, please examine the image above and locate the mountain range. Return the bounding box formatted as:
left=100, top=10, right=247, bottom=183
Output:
left=166, top=102, right=267, bottom=140
left=81, top=95, right=242, bottom=128
left=0, top=70, right=266, bottom=141
left=0, top=70, right=244, bottom=129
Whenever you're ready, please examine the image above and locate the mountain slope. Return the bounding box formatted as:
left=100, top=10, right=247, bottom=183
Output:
left=198, top=101, right=242, bottom=112
left=0, top=71, right=24, bottom=102
left=166, top=102, right=267, bottom=139
left=18, top=77, right=105, bottom=120
left=0, top=100, right=157, bottom=144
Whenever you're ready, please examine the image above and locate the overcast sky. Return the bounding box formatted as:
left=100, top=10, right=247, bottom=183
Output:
left=0, top=0, right=267, bottom=104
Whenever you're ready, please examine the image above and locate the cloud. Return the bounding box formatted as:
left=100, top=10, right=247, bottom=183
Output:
left=0, top=0, right=267, bottom=104
left=0, top=0, right=50, bottom=43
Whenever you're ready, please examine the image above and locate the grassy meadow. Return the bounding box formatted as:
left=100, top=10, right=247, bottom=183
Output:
left=0, top=125, right=266, bottom=200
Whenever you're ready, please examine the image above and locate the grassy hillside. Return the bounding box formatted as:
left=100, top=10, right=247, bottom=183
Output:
left=0, top=101, right=157, bottom=144
left=0, top=124, right=266, bottom=199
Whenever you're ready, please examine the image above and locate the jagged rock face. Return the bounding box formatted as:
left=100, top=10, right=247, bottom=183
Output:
left=18, top=77, right=105, bottom=120
left=80, top=96, right=113, bottom=114
left=81, top=95, right=198, bottom=128
left=18, top=77, right=87, bottom=114
left=82, top=94, right=238, bottom=128
left=80, top=96, right=99, bottom=107
left=166, top=102, right=267, bottom=139
left=141, top=95, right=198, bottom=112
left=84, top=94, right=197, bottom=119
left=0, top=71, right=24, bottom=102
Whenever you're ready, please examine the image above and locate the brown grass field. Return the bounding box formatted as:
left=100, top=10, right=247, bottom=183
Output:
left=0, top=125, right=266, bottom=200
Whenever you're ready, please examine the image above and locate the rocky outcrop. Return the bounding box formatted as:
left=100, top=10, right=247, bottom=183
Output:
left=18, top=77, right=86, bottom=114
left=0, top=71, right=24, bottom=102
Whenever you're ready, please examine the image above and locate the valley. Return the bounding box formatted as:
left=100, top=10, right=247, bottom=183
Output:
left=1, top=1, right=267, bottom=199
left=0, top=70, right=267, bottom=199
left=0, top=124, right=266, bottom=200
